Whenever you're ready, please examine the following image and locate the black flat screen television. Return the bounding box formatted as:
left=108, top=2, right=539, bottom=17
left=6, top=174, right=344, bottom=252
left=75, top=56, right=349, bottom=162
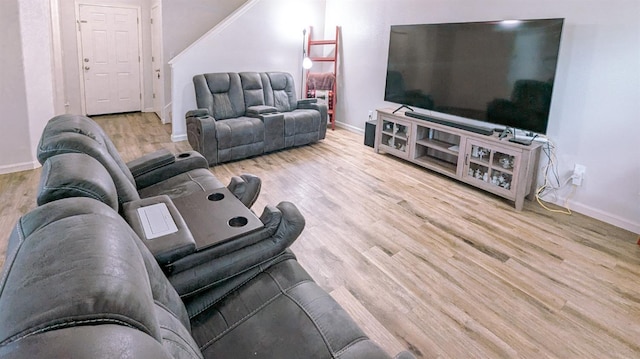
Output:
left=384, top=18, right=564, bottom=134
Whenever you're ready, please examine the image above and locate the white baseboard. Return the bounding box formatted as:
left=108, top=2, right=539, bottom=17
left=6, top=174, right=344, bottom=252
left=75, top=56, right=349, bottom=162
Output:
left=548, top=197, right=640, bottom=234
left=171, top=133, right=187, bottom=142
left=0, top=160, right=40, bottom=175
left=335, top=121, right=364, bottom=134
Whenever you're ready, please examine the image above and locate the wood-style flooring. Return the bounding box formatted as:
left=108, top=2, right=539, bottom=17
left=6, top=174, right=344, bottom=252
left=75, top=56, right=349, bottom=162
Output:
left=1, top=112, right=638, bottom=358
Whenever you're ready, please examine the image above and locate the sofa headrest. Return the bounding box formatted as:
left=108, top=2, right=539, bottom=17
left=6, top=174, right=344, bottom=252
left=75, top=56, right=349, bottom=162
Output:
left=265, top=72, right=297, bottom=112
left=38, top=153, right=118, bottom=210
left=37, top=114, right=140, bottom=207
left=0, top=198, right=161, bottom=347
left=239, top=72, right=266, bottom=108
left=194, top=73, right=245, bottom=120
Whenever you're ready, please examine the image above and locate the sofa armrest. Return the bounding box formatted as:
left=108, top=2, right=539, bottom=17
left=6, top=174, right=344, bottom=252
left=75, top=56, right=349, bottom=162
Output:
left=186, top=112, right=218, bottom=166
left=258, top=112, right=285, bottom=152
left=297, top=101, right=328, bottom=139
left=130, top=151, right=209, bottom=190
left=123, top=195, right=196, bottom=265
left=127, top=148, right=175, bottom=178
left=297, top=98, right=317, bottom=106
left=166, top=201, right=305, bottom=297
left=247, top=105, right=278, bottom=115
left=185, top=108, right=210, bottom=118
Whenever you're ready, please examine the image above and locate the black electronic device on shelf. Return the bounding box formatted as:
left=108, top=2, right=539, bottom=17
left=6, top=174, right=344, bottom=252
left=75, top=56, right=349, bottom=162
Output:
left=404, top=111, right=494, bottom=136
left=383, top=18, right=565, bottom=136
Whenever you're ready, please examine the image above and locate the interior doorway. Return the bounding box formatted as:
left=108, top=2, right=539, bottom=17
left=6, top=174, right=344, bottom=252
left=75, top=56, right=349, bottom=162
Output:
left=77, top=4, right=142, bottom=115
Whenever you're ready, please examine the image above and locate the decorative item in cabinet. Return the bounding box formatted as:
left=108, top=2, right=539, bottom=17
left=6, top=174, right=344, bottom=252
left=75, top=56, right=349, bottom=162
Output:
left=494, top=153, right=514, bottom=170
left=489, top=169, right=512, bottom=190
left=470, top=144, right=490, bottom=162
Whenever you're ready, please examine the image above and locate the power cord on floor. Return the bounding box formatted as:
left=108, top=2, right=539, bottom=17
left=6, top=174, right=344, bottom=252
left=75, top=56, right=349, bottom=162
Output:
left=535, top=140, right=574, bottom=215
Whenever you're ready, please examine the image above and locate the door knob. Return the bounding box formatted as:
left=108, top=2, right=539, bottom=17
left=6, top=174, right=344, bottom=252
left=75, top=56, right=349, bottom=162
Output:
left=84, top=66, right=90, bottom=70
left=84, top=58, right=90, bottom=63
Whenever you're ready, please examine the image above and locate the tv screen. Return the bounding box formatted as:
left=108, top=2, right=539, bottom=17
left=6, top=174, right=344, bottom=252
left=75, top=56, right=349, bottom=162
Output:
left=384, top=18, right=564, bottom=134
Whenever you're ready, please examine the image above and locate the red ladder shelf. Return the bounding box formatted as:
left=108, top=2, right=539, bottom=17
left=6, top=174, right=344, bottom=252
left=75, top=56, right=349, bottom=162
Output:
left=305, top=26, right=340, bottom=130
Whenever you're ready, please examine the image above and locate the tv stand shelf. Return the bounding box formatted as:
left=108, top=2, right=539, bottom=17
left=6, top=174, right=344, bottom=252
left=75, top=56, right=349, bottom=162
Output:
left=374, top=108, right=542, bottom=210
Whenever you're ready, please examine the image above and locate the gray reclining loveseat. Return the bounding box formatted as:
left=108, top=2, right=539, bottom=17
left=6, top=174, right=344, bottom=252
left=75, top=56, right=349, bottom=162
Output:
left=0, top=115, right=415, bottom=358
left=186, top=71, right=328, bottom=166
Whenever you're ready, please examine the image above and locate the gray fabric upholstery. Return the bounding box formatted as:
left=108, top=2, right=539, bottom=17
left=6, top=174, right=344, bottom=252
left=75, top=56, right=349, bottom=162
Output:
left=33, top=118, right=306, bottom=303
left=240, top=72, right=267, bottom=108
left=37, top=114, right=261, bottom=209
left=265, top=71, right=298, bottom=112
left=166, top=201, right=305, bottom=297
left=37, top=114, right=141, bottom=206
left=123, top=195, right=197, bottom=266
left=0, top=198, right=411, bottom=358
left=38, top=153, right=118, bottom=210
left=187, top=71, right=327, bottom=166
left=0, top=198, right=197, bottom=358
left=195, top=73, right=245, bottom=120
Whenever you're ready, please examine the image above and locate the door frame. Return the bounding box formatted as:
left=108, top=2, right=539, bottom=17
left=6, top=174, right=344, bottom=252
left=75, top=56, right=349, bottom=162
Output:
left=151, top=2, right=165, bottom=123
left=74, top=2, right=145, bottom=116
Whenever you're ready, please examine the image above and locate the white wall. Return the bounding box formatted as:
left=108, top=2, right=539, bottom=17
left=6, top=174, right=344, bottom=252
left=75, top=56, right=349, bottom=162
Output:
left=161, top=0, right=246, bottom=122
left=324, top=0, right=640, bottom=233
left=170, top=0, right=326, bottom=141
left=0, top=0, right=55, bottom=173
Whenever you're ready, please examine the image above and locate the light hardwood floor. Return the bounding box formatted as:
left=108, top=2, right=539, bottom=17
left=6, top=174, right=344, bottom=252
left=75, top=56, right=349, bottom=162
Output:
left=1, top=112, right=638, bottom=358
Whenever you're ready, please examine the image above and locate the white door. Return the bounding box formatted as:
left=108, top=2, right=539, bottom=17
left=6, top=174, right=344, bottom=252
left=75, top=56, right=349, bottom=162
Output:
left=79, top=5, right=141, bottom=115
left=151, top=4, right=164, bottom=121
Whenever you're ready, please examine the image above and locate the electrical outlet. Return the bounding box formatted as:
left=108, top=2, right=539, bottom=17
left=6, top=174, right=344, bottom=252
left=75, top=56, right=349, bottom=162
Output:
left=368, top=110, right=373, bottom=121
left=572, top=164, right=586, bottom=186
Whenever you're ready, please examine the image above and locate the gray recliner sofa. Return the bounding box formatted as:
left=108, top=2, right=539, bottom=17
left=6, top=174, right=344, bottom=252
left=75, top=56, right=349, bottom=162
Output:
left=0, top=197, right=414, bottom=358
left=0, top=114, right=415, bottom=359
left=37, top=114, right=262, bottom=209
left=186, top=71, right=328, bottom=166
left=35, top=115, right=306, bottom=301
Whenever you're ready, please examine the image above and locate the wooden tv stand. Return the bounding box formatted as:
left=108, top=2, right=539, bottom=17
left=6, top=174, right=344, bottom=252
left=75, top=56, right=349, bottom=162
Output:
left=374, top=108, right=542, bottom=211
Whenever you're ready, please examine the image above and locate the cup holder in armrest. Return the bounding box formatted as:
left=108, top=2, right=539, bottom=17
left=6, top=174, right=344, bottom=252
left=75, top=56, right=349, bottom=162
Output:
left=178, top=153, right=191, bottom=158
left=208, top=192, right=225, bottom=201
left=228, top=216, right=248, bottom=227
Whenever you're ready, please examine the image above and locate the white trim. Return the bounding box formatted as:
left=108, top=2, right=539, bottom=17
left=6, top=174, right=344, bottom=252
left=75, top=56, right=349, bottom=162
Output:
left=168, top=0, right=259, bottom=65
left=75, top=2, right=144, bottom=115
left=548, top=197, right=640, bottom=234
left=151, top=2, right=165, bottom=122
left=0, top=161, right=40, bottom=175
left=162, top=102, right=172, bottom=124
left=171, top=133, right=187, bottom=142
left=50, top=0, right=66, bottom=114
left=335, top=121, right=364, bottom=134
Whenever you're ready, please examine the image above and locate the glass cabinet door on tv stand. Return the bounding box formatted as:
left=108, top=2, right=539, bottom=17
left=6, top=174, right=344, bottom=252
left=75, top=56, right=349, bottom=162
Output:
left=462, top=140, right=520, bottom=198
left=378, top=116, right=410, bottom=159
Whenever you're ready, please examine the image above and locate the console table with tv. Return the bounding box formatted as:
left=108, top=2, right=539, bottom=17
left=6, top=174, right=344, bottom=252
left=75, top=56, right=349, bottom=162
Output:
left=374, top=108, right=542, bottom=211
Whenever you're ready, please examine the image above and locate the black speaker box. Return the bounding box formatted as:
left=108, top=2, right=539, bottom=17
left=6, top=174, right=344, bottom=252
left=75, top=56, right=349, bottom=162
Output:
left=364, top=120, right=376, bottom=148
